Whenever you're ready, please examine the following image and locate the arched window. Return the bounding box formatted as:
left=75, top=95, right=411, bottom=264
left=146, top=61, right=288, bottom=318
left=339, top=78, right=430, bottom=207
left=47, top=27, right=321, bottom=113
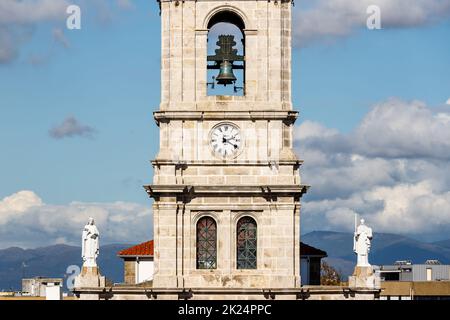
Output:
left=207, top=11, right=245, bottom=96
left=236, top=216, right=257, bottom=269
left=196, top=216, right=217, bottom=269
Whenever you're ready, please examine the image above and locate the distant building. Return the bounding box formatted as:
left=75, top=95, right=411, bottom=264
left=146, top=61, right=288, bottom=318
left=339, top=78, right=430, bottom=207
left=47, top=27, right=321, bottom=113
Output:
left=380, top=281, right=450, bottom=300
left=300, top=242, right=327, bottom=285
left=22, top=277, right=63, bottom=298
left=0, top=292, right=15, bottom=298
left=118, top=240, right=154, bottom=285
left=378, top=260, right=450, bottom=300
left=378, top=260, right=450, bottom=282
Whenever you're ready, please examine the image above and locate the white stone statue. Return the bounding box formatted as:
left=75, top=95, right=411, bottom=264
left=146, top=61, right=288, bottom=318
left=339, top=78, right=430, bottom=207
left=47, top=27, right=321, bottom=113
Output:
left=74, top=217, right=105, bottom=295
left=81, top=217, right=100, bottom=267
left=353, top=218, right=373, bottom=267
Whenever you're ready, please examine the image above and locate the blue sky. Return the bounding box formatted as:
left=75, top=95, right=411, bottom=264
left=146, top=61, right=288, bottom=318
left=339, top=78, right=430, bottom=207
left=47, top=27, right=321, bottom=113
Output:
left=296, top=22, right=450, bottom=132
left=1, top=0, right=450, bottom=247
left=1, top=1, right=161, bottom=204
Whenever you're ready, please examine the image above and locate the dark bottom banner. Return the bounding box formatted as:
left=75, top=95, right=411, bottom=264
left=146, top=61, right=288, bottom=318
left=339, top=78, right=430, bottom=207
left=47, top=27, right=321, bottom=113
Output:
left=1, top=300, right=448, bottom=319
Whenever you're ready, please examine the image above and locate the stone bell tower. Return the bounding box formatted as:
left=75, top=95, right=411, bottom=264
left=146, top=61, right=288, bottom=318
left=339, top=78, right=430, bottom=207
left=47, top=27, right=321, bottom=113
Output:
left=146, top=0, right=308, bottom=292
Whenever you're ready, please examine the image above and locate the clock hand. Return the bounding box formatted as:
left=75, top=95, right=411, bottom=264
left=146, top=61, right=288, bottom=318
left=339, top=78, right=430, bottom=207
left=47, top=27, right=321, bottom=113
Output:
left=227, top=136, right=239, bottom=147
left=224, top=140, right=238, bottom=149
left=221, top=135, right=239, bottom=149
left=223, top=134, right=238, bottom=141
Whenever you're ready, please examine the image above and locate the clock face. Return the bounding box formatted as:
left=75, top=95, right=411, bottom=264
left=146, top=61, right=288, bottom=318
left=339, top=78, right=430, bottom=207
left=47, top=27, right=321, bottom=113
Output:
left=209, top=123, right=242, bottom=159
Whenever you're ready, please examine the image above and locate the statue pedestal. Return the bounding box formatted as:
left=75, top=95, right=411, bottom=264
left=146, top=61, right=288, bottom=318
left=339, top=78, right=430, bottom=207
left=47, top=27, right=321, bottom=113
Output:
left=74, top=266, right=106, bottom=300
left=348, top=266, right=380, bottom=289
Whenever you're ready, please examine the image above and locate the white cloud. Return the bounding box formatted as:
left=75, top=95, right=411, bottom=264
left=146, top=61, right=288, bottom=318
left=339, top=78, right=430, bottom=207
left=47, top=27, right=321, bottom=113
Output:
left=0, top=0, right=69, bottom=24
left=0, top=27, right=18, bottom=62
left=305, top=181, right=450, bottom=234
left=27, top=52, right=51, bottom=66
left=52, top=28, right=70, bottom=48
left=0, top=190, right=43, bottom=224
left=116, top=0, right=134, bottom=10
left=0, top=0, right=69, bottom=63
left=299, top=99, right=450, bottom=160
left=294, top=0, right=450, bottom=46
left=354, top=99, right=450, bottom=159
left=49, top=116, right=96, bottom=139
left=296, top=98, right=450, bottom=239
left=367, top=181, right=450, bottom=233
left=0, top=190, right=152, bottom=249
left=294, top=120, right=339, bottom=140
left=0, top=0, right=135, bottom=64
left=446, top=98, right=450, bottom=105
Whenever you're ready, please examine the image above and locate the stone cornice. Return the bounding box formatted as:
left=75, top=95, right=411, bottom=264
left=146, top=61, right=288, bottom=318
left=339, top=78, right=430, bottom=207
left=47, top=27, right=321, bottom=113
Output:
left=73, top=286, right=380, bottom=299
left=144, top=184, right=309, bottom=197
left=151, top=159, right=303, bottom=166
left=154, top=110, right=298, bottom=124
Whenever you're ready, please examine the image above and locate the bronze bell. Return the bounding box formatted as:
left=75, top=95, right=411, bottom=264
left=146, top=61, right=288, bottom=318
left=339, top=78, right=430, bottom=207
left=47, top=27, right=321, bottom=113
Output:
left=215, top=60, right=236, bottom=86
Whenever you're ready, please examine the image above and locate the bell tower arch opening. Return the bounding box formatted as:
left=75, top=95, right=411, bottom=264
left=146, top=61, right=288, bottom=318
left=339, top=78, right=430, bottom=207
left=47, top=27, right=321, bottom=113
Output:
left=206, top=10, right=246, bottom=96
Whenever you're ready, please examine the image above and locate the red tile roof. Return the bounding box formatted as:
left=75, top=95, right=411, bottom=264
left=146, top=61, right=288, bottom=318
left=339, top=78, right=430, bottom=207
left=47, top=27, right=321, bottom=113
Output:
left=118, top=240, right=154, bottom=257
left=300, top=242, right=327, bottom=257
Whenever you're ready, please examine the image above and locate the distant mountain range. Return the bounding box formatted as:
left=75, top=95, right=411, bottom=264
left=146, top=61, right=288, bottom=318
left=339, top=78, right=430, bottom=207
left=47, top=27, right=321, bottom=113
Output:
left=0, top=244, right=131, bottom=291
left=302, top=231, right=450, bottom=278
left=1, top=232, right=450, bottom=290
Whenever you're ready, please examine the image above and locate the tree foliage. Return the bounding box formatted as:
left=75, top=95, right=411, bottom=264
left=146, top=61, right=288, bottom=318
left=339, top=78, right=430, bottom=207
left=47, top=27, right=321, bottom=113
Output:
left=320, top=260, right=342, bottom=285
